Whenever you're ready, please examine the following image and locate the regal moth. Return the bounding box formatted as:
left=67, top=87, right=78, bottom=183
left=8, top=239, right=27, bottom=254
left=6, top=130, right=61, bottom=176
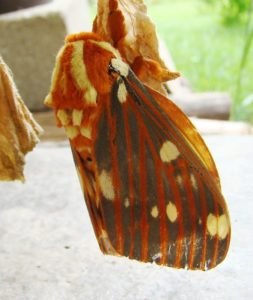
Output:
left=44, top=32, right=231, bottom=270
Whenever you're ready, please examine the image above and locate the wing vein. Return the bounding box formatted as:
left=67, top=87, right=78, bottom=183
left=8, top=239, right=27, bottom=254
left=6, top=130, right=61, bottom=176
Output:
left=122, top=105, right=135, bottom=258
left=107, top=100, right=124, bottom=254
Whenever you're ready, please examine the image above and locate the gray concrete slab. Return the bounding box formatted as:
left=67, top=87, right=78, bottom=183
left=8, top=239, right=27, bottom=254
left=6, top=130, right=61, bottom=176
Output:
left=0, top=136, right=253, bottom=300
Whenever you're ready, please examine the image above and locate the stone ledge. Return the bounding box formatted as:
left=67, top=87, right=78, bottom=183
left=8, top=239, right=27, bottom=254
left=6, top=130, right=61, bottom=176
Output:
left=0, top=0, right=90, bottom=111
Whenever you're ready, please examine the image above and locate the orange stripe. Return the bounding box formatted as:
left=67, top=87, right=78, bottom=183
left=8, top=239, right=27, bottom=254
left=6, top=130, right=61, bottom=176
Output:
left=129, top=102, right=168, bottom=264
left=143, top=131, right=168, bottom=265
left=139, top=123, right=149, bottom=262
left=122, top=105, right=135, bottom=258
left=223, top=230, right=231, bottom=266
left=166, top=165, right=184, bottom=268
left=194, top=173, right=208, bottom=270
left=106, top=100, right=124, bottom=254
left=71, top=147, right=101, bottom=243
left=155, top=165, right=168, bottom=265
left=210, top=192, right=219, bottom=269
left=177, top=159, right=197, bottom=269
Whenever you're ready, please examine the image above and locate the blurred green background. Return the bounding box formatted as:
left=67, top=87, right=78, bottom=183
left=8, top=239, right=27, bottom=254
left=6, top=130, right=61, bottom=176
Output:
left=89, top=0, right=253, bottom=122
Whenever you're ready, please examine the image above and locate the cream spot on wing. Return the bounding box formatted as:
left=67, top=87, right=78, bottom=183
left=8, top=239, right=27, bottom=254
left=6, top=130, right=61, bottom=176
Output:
left=218, top=214, right=229, bottom=239
left=151, top=206, right=159, bottom=218
left=117, top=81, right=128, bottom=103
left=190, top=174, right=198, bottom=190
left=176, top=175, right=183, bottom=186
left=207, top=213, right=218, bottom=237
left=98, top=170, right=115, bottom=201
left=124, top=198, right=130, bottom=208
left=111, top=58, right=129, bottom=77
left=199, top=218, right=202, bottom=225
left=72, top=109, right=83, bottom=126
left=57, top=109, right=71, bottom=126
left=160, top=141, right=180, bottom=163
left=80, top=126, right=92, bottom=139
left=65, top=126, right=79, bottom=139
left=166, top=202, right=178, bottom=222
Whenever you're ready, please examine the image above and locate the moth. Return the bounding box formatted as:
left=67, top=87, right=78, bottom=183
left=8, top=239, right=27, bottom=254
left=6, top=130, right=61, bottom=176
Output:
left=45, top=32, right=231, bottom=270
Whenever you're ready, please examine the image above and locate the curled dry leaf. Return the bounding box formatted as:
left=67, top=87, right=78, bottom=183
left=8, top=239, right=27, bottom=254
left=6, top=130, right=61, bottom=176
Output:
left=93, top=0, right=180, bottom=94
left=0, top=57, right=43, bottom=182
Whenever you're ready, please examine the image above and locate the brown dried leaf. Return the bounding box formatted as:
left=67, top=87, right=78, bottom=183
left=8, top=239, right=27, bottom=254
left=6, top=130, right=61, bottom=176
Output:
left=0, top=57, right=43, bottom=182
left=93, top=0, right=180, bottom=94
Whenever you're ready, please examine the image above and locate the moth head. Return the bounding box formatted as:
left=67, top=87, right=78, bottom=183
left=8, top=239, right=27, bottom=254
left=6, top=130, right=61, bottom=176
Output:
left=44, top=32, right=128, bottom=110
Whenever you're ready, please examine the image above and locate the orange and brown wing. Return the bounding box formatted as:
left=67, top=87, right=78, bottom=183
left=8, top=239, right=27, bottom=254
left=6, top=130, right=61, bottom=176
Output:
left=45, top=33, right=230, bottom=270
left=88, top=70, right=230, bottom=270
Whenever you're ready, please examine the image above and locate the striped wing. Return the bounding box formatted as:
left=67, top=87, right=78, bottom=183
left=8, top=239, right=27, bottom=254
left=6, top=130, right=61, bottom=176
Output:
left=88, top=69, right=231, bottom=271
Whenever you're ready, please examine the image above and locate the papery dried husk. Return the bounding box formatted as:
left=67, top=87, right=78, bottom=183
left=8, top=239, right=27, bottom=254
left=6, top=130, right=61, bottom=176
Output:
left=93, top=0, right=180, bottom=94
left=0, top=57, right=43, bottom=181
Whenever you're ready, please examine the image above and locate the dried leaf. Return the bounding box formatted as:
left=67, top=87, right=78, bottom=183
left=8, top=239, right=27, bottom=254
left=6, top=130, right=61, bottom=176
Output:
left=0, top=57, right=43, bottom=181
left=93, top=0, right=180, bottom=94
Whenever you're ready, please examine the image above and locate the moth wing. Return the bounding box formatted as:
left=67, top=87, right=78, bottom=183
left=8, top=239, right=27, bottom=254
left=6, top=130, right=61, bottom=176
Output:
left=147, top=86, right=221, bottom=189
left=91, top=70, right=230, bottom=270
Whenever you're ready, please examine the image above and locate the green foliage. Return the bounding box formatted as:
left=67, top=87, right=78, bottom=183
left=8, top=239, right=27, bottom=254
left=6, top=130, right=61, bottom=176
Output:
left=233, top=7, right=253, bottom=120
left=206, top=0, right=251, bottom=26
left=147, top=0, right=253, bottom=121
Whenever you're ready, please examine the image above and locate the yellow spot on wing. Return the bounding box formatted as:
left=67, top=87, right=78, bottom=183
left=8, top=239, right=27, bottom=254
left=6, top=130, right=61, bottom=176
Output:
left=166, top=202, right=178, bottom=222
left=65, top=126, right=79, bottom=139
left=98, top=170, right=115, bottom=201
left=57, top=109, right=70, bottom=126
left=80, top=126, right=91, bottom=139
left=124, top=198, right=130, bottom=208
left=160, top=141, right=180, bottom=163
left=207, top=213, right=230, bottom=239
left=117, top=81, right=128, bottom=103
left=207, top=213, right=217, bottom=236
left=151, top=206, right=159, bottom=218
left=176, top=175, right=183, bottom=186
left=218, top=214, right=229, bottom=239
left=190, top=174, right=198, bottom=190
left=72, top=109, right=83, bottom=126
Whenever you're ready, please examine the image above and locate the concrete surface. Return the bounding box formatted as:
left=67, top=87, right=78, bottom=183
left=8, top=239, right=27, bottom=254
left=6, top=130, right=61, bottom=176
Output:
left=0, top=136, right=253, bottom=300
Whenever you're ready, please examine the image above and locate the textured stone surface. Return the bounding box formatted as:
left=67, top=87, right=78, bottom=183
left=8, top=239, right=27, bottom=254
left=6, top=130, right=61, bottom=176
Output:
left=0, top=0, right=90, bottom=111
left=0, top=136, right=252, bottom=300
